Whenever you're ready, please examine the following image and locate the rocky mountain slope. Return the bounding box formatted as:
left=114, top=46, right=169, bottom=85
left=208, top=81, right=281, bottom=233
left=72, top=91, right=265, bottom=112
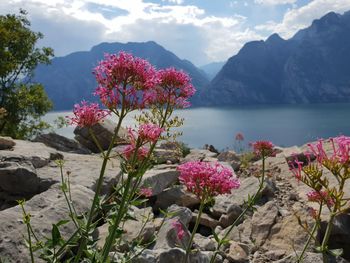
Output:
left=33, top=41, right=209, bottom=110
left=198, top=11, right=350, bottom=106
left=0, top=133, right=349, bottom=262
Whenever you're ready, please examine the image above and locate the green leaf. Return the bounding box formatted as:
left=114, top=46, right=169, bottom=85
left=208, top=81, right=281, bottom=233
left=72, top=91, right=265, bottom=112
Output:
left=329, top=248, right=343, bottom=257
left=213, top=231, right=221, bottom=243
left=51, top=224, right=61, bottom=247
left=56, top=219, right=70, bottom=227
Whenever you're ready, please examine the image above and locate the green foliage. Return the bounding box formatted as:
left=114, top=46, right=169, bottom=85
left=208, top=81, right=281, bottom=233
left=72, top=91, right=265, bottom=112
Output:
left=0, top=9, right=54, bottom=139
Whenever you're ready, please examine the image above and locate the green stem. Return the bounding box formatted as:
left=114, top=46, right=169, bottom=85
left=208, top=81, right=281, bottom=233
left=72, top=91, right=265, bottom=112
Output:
left=297, top=203, right=323, bottom=263
left=74, top=106, right=126, bottom=262
left=321, top=213, right=335, bottom=263
left=59, top=164, right=80, bottom=230
left=19, top=202, right=35, bottom=263
left=210, top=156, right=266, bottom=263
left=184, top=201, right=205, bottom=263
left=101, top=174, right=133, bottom=261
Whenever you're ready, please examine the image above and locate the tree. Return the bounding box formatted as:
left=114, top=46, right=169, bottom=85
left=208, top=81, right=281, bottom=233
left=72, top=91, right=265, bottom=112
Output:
left=0, top=9, right=54, bottom=139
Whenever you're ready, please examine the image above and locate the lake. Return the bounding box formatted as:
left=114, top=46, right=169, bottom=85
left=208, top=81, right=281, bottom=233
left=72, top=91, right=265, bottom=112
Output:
left=43, top=103, right=350, bottom=150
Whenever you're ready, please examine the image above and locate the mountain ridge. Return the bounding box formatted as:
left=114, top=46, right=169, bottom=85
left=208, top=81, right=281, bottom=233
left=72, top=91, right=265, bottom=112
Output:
left=197, top=10, right=350, bottom=106
left=33, top=41, right=209, bottom=110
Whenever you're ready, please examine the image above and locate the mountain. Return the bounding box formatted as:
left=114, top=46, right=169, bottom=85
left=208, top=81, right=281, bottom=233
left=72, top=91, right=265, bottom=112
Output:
left=198, top=11, right=350, bottom=106
left=33, top=41, right=209, bottom=110
left=200, top=61, right=225, bottom=80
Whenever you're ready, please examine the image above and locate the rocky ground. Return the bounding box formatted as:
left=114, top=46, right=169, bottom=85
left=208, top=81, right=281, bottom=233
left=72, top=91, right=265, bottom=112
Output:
left=0, top=130, right=349, bottom=263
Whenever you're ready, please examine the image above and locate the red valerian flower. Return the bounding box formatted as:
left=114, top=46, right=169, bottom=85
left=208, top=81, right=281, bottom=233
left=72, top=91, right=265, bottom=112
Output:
left=122, top=144, right=149, bottom=161
left=147, top=67, right=196, bottom=108
left=94, top=52, right=158, bottom=110
left=172, top=220, right=185, bottom=240
left=139, top=187, right=153, bottom=197
left=67, top=101, right=110, bottom=127
left=177, top=161, right=240, bottom=200
left=307, top=190, right=334, bottom=207
left=252, top=140, right=275, bottom=157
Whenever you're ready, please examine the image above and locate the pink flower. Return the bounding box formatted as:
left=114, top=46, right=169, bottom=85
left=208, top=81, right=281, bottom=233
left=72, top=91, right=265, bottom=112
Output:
left=308, top=136, right=350, bottom=165
left=172, top=220, right=185, bottom=240
left=93, top=52, right=158, bottom=110
left=139, top=187, right=153, bottom=197
left=288, top=159, right=304, bottom=181
left=252, top=141, right=275, bottom=157
left=138, top=123, right=164, bottom=143
left=177, top=161, right=240, bottom=200
left=235, top=132, right=244, bottom=141
left=307, top=190, right=334, bottom=207
left=67, top=101, right=110, bottom=127
left=122, top=144, right=149, bottom=160
left=151, top=68, right=196, bottom=108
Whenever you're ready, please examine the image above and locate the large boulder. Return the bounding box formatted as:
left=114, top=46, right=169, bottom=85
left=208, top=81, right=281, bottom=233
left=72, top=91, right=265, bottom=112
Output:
left=74, top=119, right=128, bottom=153
left=34, top=132, right=90, bottom=154
left=0, top=185, right=93, bottom=262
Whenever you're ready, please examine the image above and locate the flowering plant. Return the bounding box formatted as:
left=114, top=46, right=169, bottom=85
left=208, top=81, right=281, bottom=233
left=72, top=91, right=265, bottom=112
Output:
left=20, top=51, right=195, bottom=263
left=289, top=136, right=350, bottom=262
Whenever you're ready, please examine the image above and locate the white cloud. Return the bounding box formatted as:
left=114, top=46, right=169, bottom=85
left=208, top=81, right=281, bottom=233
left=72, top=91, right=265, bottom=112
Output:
left=256, top=0, right=350, bottom=38
left=0, top=0, right=262, bottom=64
left=162, top=0, right=184, bottom=4
left=255, top=0, right=297, bottom=5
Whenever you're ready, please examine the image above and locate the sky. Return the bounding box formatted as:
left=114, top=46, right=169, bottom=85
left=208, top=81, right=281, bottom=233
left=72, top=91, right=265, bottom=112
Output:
left=1, top=0, right=350, bottom=66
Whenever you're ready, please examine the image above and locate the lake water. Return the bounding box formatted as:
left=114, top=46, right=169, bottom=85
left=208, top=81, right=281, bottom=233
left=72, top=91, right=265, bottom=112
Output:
left=43, top=103, right=350, bottom=150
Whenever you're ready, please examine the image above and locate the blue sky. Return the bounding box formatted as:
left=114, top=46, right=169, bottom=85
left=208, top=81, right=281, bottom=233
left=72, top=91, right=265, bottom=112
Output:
left=1, top=0, right=350, bottom=65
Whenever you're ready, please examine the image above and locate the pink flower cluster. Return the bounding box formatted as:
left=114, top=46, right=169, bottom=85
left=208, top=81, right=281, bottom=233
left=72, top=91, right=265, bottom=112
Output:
left=177, top=161, right=240, bottom=200
left=67, top=101, right=110, bottom=127
left=122, top=144, right=149, bottom=161
left=154, top=68, right=196, bottom=108
left=93, top=52, right=196, bottom=111
left=139, top=187, right=153, bottom=197
left=94, top=52, right=158, bottom=110
left=122, top=123, right=163, bottom=161
left=252, top=141, right=275, bottom=157
left=171, top=220, right=185, bottom=240
left=308, top=136, right=350, bottom=165
left=138, top=123, right=165, bottom=143
left=307, top=190, right=334, bottom=207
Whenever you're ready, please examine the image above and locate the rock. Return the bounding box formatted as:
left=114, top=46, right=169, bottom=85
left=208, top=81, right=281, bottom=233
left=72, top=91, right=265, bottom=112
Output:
left=131, top=249, right=157, bottom=263
left=0, top=185, right=93, bottom=262
left=95, top=207, right=155, bottom=249
left=167, top=204, right=193, bottom=226
left=218, top=205, right=243, bottom=228
left=153, top=218, right=190, bottom=250
left=282, top=146, right=315, bottom=167
left=182, top=149, right=218, bottom=163
left=262, top=212, right=312, bottom=253
left=0, top=161, right=41, bottom=195
left=0, top=139, right=62, bottom=168
left=319, top=211, right=350, bottom=261
left=217, top=151, right=241, bottom=171
left=153, top=148, right=182, bottom=164
left=141, top=164, right=179, bottom=196
left=74, top=119, right=128, bottom=153
left=204, top=144, right=219, bottom=154
left=276, top=252, right=350, bottom=263
left=157, top=248, right=212, bottom=263
left=226, top=241, right=250, bottom=263
left=154, top=205, right=192, bottom=250
left=251, top=201, right=278, bottom=247
left=155, top=185, right=200, bottom=210
left=33, top=132, right=91, bottom=154
left=218, top=218, right=253, bottom=246
left=0, top=136, right=15, bottom=150
left=193, top=233, right=216, bottom=251
left=212, top=177, right=275, bottom=220
left=191, top=211, right=219, bottom=229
